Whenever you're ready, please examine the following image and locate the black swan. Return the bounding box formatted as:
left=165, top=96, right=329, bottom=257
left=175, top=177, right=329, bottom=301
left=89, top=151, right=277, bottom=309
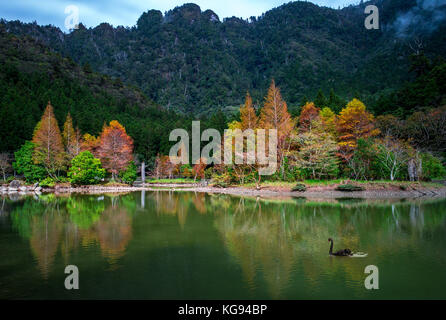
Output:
left=328, top=238, right=352, bottom=256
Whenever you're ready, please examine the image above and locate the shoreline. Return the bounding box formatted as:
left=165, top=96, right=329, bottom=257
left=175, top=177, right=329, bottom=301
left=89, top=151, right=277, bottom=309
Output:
left=3, top=183, right=446, bottom=199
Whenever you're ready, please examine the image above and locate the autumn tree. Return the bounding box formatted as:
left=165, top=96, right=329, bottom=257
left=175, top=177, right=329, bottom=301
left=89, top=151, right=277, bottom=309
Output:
left=32, top=102, right=66, bottom=177
left=337, top=98, right=379, bottom=161
left=240, top=92, right=258, bottom=130
left=289, top=119, right=339, bottom=180
left=81, top=133, right=100, bottom=156
left=259, top=80, right=294, bottom=179
left=375, top=114, right=402, bottom=138
left=299, top=102, right=320, bottom=132
left=319, top=107, right=337, bottom=136
left=154, top=155, right=177, bottom=179
left=259, top=80, right=294, bottom=141
left=192, top=157, right=207, bottom=181
left=62, top=113, right=81, bottom=160
left=97, top=120, right=134, bottom=180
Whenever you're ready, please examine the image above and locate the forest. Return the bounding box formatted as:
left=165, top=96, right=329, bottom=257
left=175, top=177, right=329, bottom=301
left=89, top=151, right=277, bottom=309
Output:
left=3, top=0, right=446, bottom=114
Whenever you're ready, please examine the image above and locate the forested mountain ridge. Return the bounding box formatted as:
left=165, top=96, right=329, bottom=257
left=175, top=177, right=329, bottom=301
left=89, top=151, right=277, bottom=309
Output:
left=2, top=0, right=446, bottom=114
left=0, top=27, right=190, bottom=160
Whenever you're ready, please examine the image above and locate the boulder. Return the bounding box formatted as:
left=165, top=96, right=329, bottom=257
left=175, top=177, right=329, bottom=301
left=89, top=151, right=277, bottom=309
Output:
left=9, top=180, right=21, bottom=188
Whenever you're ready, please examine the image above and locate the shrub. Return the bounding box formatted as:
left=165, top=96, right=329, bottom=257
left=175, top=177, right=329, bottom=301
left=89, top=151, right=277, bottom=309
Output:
left=421, top=153, right=446, bottom=180
left=212, top=173, right=231, bottom=188
left=13, top=141, right=46, bottom=183
left=39, top=177, right=56, bottom=188
left=336, top=184, right=365, bottom=192
left=180, top=164, right=193, bottom=178
left=119, top=162, right=137, bottom=184
left=68, top=151, right=105, bottom=186
left=292, top=183, right=307, bottom=192
left=204, top=167, right=213, bottom=180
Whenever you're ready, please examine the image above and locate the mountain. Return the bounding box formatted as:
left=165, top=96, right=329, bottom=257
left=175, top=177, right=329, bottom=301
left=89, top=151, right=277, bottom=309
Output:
left=1, top=0, right=446, bottom=114
left=0, top=26, right=190, bottom=160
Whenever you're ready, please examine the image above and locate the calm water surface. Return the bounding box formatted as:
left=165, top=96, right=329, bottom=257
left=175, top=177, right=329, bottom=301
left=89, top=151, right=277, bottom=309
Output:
left=1, top=191, right=445, bottom=299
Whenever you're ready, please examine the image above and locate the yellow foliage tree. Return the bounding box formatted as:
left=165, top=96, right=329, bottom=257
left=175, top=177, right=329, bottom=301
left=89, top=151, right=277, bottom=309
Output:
left=62, top=113, right=81, bottom=160
left=337, top=99, right=380, bottom=160
left=319, top=107, right=337, bottom=136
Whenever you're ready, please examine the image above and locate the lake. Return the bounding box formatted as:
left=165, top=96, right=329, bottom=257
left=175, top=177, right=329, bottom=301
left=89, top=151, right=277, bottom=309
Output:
left=1, top=191, right=445, bottom=299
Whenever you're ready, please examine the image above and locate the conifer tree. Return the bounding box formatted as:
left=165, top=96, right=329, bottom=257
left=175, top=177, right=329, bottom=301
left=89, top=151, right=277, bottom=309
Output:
left=32, top=102, right=66, bottom=177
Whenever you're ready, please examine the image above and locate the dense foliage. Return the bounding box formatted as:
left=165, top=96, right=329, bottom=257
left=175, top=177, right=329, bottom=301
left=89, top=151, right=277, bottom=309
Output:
left=0, top=28, right=192, bottom=163
left=3, top=1, right=446, bottom=114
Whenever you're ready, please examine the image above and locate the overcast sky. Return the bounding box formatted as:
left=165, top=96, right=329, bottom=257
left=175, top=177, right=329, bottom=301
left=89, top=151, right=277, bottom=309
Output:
left=0, top=0, right=359, bottom=30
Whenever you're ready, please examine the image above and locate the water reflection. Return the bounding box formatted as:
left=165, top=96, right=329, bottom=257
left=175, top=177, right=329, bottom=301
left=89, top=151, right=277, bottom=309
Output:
left=2, top=192, right=446, bottom=299
left=7, top=194, right=135, bottom=276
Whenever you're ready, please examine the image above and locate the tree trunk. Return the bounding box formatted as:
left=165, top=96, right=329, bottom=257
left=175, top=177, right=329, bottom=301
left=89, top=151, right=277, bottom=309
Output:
left=141, top=161, right=146, bottom=184
left=256, top=174, right=261, bottom=190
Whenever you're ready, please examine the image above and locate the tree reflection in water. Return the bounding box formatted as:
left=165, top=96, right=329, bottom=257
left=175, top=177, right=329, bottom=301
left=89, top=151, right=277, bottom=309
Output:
left=3, top=192, right=446, bottom=299
left=8, top=193, right=134, bottom=276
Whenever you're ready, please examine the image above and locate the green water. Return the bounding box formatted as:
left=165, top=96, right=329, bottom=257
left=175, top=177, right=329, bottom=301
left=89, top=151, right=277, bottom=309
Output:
left=1, top=192, right=446, bottom=299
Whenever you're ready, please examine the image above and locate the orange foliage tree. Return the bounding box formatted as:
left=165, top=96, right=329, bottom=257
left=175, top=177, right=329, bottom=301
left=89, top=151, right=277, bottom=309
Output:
left=192, top=158, right=207, bottom=181
left=299, top=102, right=320, bottom=132
left=97, top=120, right=133, bottom=180
left=154, top=155, right=177, bottom=179
left=259, top=80, right=294, bottom=141
left=240, top=92, right=258, bottom=130
left=337, top=98, right=380, bottom=161
left=32, top=102, right=66, bottom=177
left=259, top=80, right=294, bottom=178
left=81, top=133, right=100, bottom=156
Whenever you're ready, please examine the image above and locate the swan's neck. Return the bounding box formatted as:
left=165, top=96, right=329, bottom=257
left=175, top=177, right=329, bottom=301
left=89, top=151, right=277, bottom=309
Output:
left=329, top=240, right=333, bottom=255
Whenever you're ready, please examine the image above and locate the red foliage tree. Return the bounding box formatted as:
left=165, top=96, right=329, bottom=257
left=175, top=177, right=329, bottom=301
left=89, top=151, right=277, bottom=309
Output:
left=192, top=158, right=207, bottom=181
left=97, top=120, right=133, bottom=180
left=299, top=102, right=320, bottom=132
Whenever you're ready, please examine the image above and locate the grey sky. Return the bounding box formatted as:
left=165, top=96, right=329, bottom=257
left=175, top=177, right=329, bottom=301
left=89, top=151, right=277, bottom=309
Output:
left=0, top=0, right=359, bottom=30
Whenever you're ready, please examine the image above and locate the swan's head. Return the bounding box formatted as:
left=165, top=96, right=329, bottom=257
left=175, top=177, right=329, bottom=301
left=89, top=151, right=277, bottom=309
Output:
left=328, top=238, right=333, bottom=242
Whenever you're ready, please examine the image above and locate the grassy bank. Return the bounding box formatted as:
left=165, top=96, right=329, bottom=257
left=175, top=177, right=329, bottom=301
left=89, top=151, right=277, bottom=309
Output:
left=236, top=180, right=446, bottom=190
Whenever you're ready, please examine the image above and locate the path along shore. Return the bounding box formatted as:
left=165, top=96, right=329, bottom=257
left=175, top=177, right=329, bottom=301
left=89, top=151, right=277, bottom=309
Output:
left=2, top=182, right=446, bottom=199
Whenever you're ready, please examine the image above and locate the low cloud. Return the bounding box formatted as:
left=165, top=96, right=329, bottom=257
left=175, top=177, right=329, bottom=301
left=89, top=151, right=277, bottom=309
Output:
left=392, top=0, right=446, bottom=37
